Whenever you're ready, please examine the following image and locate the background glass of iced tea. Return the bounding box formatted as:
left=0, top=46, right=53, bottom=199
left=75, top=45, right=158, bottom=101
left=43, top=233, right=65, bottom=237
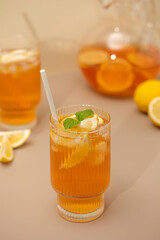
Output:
left=50, top=104, right=111, bottom=222
left=0, top=34, right=41, bottom=129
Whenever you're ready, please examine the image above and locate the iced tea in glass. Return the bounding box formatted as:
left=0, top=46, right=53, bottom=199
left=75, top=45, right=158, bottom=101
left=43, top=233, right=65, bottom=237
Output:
left=50, top=105, right=111, bottom=222
left=0, top=34, right=41, bottom=129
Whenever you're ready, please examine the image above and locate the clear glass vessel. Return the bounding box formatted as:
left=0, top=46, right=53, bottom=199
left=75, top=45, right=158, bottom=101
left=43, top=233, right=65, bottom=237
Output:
left=0, top=34, right=41, bottom=129
left=50, top=104, right=111, bottom=222
left=78, top=0, right=160, bottom=97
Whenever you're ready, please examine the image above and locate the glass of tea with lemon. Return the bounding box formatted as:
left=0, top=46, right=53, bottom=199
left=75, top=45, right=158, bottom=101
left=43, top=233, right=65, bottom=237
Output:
left=78, top=0, right=160, bottom=97
left=0, top=34, right=41, bottom=129
left=50, top=105, right=111, bottom=222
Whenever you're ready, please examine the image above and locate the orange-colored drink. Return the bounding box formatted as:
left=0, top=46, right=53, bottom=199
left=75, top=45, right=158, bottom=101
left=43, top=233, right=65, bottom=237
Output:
left=78, top=45, right=160, bottom=97
left=0, top=47, right=41, bottom=129
left=50, top=105, right=111, bottom=222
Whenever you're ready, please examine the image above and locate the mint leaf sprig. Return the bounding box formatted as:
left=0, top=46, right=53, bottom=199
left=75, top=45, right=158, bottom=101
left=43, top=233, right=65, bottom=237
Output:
left=75, top=109, right=94, bottom=121
left=63, top=118, right=80, bottom=129
left=63, top=109, right=94, bottom=129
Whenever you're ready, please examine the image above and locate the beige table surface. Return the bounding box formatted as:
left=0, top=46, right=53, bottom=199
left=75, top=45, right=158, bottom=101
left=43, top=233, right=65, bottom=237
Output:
left=0, top=69, right=160, bottom=240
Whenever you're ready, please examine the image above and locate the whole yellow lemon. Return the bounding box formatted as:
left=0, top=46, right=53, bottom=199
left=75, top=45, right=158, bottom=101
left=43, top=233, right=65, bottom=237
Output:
left=134, top=80, right=160, bottom=113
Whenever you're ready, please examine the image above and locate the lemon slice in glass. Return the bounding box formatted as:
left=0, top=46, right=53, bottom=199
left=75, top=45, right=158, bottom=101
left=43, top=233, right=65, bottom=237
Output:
left=60, top=139, right=90, bottom=169
left=61, top=114, right=100, bottom=131
left=97, top=58, right=134, bottom=93
left=80, top=114, right=98, bottom=131
left=127, top=52, right=154, bottom=68
left=51, top=114, right=103, bottom=147
left=79, top=47, right=109, bottom=66
left=97, top=115, right=104, bottom=125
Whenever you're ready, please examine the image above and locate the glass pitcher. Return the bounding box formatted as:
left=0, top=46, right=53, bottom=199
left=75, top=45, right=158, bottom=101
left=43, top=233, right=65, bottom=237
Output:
left=78, top=0, right=160, bottom=97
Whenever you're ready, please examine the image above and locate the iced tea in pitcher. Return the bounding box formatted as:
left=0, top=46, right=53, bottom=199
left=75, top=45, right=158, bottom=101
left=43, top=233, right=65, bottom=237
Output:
left=78, top=44, right=160, bottom=97
left=78, top=0, right=160, bottom=97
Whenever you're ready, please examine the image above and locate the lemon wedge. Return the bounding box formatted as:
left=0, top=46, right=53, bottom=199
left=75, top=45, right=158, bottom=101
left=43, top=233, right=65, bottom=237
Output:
left=148, top=97, right=160, bottom=127
left=60, top=139, right=90, bottom=169
left=0, top=129, right=31, bottom=148
left=0, top=136, right=13, bottom=162
left=80, top=114, right=98, bottom=131
left=97, top=116, right=104, bottom=125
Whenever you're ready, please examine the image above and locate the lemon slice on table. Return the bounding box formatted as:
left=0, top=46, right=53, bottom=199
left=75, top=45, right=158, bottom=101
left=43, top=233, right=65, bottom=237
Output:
left=0, top=129, right=31, bottom=148
left=148, top=97, right=160, bottom=127
left=97, top=58, right=134, bottom=93
left=79, top=47, right=109, bottom=66
left=60, top=140, right=90, bottom=169
left=0, top=136, right=13, bottom=162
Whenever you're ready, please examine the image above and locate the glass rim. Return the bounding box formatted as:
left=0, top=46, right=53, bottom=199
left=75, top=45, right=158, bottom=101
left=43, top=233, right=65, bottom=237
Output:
left=49, top=104, right=111, bottom=135
left=0, top=33, right=39, bottom=40
left=0, top=33, right=40, bottom=49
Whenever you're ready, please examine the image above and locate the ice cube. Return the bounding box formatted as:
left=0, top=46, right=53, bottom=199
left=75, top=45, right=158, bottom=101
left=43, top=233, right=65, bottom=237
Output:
left=98, top=116, right=104, bottom=124
left=94, top=152, right=106, bottom=165
left=8, top=64, right=17, bottom=73
left=28, top=56, right=36, bottom=63
left=21, top=62, right=30, bottom=71
left=95, top=141, right=107, bottom=152
left=12, top=49, right=27, bottom=55
left=28, top=50, right=39, bottom=58
left=103, top=131, right=110, bottom=139
left=0, top=50, right=28, bottom=64
left=32, top=60, right=40, bottom=67
left=51, top=131, right=81, bottom=147
left=51, top=144, right=58, bottom=152
left=0, top=66, right=7, bottom=74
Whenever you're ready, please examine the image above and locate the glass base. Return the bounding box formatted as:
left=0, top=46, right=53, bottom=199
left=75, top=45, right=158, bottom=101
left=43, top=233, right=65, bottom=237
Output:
left=0, top=108, right=37, bottom=130
left=57, top=194, right=104, bottom=222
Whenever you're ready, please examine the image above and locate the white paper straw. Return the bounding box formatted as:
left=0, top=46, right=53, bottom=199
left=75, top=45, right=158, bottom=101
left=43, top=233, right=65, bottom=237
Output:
left=40, top=69, right=58, bottom=122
